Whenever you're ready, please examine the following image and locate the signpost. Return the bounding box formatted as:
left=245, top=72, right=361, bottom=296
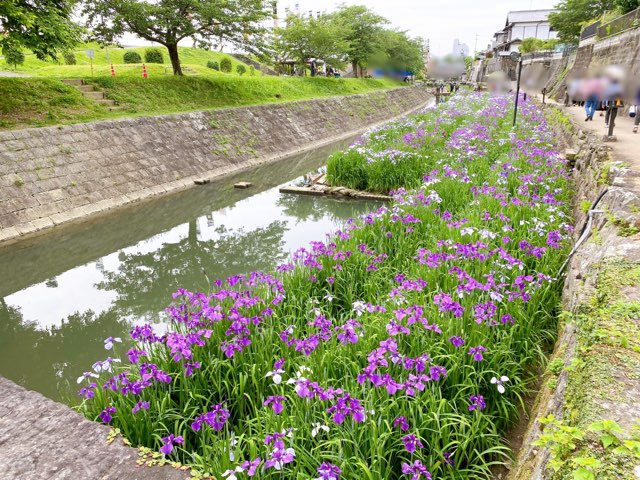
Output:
left=86, top=49, right=95, bottom=77
left=510, top=51, right=523, bottom=127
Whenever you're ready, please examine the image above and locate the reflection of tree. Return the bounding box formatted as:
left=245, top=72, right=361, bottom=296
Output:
left=276, top=194, right=377, bottom=224
left=97, top=220, right=289, bottom=319
left=0, top=299, right=130, bottom=402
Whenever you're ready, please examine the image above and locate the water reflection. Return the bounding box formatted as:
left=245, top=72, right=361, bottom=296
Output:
left=0, top=142, right=377, bottom=402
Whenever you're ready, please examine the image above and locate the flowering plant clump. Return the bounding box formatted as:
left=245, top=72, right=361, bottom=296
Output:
left=79, top=92, right=572, bottom=479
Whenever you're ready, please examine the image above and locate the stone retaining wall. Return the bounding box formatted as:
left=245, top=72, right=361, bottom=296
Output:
left=509, top=108, right=640, bottom=479
left=0, top=87, right=431, bottom=245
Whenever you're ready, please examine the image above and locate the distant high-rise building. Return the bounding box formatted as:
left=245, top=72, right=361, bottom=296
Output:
left=452, top=38, right=470, bottom=57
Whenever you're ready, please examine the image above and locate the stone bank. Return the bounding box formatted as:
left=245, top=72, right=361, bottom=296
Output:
left=0, top=376, right=189, bottom=479
left=0, top=86, right=431, bottom=245
left=509, top=106, right=640, bottom=479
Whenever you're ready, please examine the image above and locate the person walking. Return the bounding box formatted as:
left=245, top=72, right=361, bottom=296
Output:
left=633, top=87, right=640, bottom=134
left=582, top=73, right=602, bottom=122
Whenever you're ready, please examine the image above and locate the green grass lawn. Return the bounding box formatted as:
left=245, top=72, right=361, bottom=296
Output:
left=0, top=76, right=401, bottom=130
left=0, top=45, right=259, bottom=79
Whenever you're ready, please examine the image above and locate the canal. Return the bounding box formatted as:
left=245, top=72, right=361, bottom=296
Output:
left=0, top=140, right=377, bottom=403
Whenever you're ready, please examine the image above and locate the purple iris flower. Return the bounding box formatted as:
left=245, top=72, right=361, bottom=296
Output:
left=468, top=394, right=487, bottom=411
left=263, top=395, right=286, bottom=414
left=191, top=403, right=230, bottom=432
left=449, top=335, right=465, bottom=347
left=132, top=401, right=150, bottom=414
left=393, top=416, right=410, bottom=431
left=316, top=462, right=342, bottom=480
left=241, top=457, right=261, bottom=476
left=401, top=434, right=424, bottom=453
left=468, top=345, right=487, bottom=362
left=160, top=434, right=184, bottom=456
left=98, top=406, right=116, bottom=423
left=401, top=460, right=432, bottom=479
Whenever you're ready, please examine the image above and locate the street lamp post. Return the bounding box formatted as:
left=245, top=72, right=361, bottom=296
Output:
left=510, top=51, right=523, bottom=127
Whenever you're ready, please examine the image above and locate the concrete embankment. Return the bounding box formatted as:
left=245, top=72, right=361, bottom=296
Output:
left=509, top=106, right=640, bottom=479
left=0, top=86, right=431, bottom=245
left=0, top=376, right=189, bottom=479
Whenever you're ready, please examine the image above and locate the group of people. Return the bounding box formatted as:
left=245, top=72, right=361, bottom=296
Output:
left=563, top=67, right=639, bottom=134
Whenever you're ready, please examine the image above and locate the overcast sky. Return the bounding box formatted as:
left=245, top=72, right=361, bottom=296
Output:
left=279, top=0, right=558, bottom=56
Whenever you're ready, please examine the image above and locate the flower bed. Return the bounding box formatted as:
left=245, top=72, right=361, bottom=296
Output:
left=79, top=92, right=572, bottom=479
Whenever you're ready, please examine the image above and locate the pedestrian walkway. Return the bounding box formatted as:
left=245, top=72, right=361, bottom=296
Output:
left=561, top=104, right=640, bottom=193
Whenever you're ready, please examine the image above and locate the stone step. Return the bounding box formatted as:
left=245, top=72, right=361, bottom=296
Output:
left=96, top=99, right=116, bottom=106
left=62, top=79, right=84, bottom=86
left=79, top=85, right=95, bottom=92
left=83, top=91, right=105, bottom=100
left=108, top=106, right=125, bottom=112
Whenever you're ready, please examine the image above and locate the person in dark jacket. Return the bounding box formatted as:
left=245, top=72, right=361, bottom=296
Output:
left=633, top=87, right=640, bottom=134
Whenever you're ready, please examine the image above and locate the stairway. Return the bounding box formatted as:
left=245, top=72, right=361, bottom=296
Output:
left=62, top=79, right=123, bottom=112
left=230, top=54, right=278, bottom=76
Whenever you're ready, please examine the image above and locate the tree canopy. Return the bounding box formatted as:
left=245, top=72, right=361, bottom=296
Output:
left=273, top=8, right=424, bottom=77
left=0, top=0, right=81, bottom=60
left=548, top=0, right=637, bottom=44
left=82, top=0, right=271, bottom=75
left=274, top=13, right=350, bottom=70
left=331, top=5, right=388, bottom=77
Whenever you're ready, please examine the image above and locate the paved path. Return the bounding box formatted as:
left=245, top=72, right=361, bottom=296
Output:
left=0, top=376, right=189, bottom=480
left=0, top=71, right=30, bottom=77
left=562, top=103, right=640, bottom=192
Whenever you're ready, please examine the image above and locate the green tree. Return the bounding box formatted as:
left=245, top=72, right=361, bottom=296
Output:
left=0, top=0, right=81, bottom=60
left=5, top=48, right=25, bottom=70
left=331, top=5, right=388, bottom=78
left=236, top=64, right=247, bottom=76
left=549, top=0, right=617, bottom=44
left=274, top=13, right=350, bottom=72
left=82, top=0, right=270, bottom=75
left=370, top=29, right=424, bottom=74
left=615, top=0, right=639, bottom=13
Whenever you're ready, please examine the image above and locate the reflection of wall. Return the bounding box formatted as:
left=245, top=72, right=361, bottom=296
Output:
left=0, top=87, right=432, bottom=245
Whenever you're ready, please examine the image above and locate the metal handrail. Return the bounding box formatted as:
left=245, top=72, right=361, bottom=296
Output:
left=597, top=8, right=640, bottom=39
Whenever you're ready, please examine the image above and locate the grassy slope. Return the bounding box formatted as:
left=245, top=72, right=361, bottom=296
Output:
left=0, top=78, right=105, bottom=129
left=0, top=45, right=260, bottom=79
left=0, top=76, right=400, bottom=130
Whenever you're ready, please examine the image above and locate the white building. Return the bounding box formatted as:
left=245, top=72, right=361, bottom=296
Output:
left=491, top=9, right=558, bottom=56
left=452, top=39, right=470, bottom=57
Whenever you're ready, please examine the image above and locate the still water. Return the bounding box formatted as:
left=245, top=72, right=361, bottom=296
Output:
left=0, top=141, right=377, bottom=403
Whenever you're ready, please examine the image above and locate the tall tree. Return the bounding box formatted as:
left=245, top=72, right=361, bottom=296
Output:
left=371, top=29, right=424, bottom=75
left=331, top=5, right=388, bottom=78
left=0, top=0, right=81, bottom=60
left=83, top=0, right=271, bottom=75
left=549, top=0, right=617, bottom=44
left=274, top=13, right=350, bottom=72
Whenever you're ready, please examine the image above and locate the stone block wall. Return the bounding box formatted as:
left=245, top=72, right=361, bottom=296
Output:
left=0, top=87, right=431, bottom=244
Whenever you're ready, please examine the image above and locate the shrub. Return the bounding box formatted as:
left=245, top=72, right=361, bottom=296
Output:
left=236, top=64, right=247, bottom=76
left=123, top=51, right=142, bottom=64
left=144, top=48, right=164, bottom=64
left=207, top=60, right=220, bottom=70
left=63, top=51, right=77, bottom=65
left=5, top=48, right=25, bottom=70
left=249, top=65, right=256, bottom=76
left=220, top=57, right=232, bottom=73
